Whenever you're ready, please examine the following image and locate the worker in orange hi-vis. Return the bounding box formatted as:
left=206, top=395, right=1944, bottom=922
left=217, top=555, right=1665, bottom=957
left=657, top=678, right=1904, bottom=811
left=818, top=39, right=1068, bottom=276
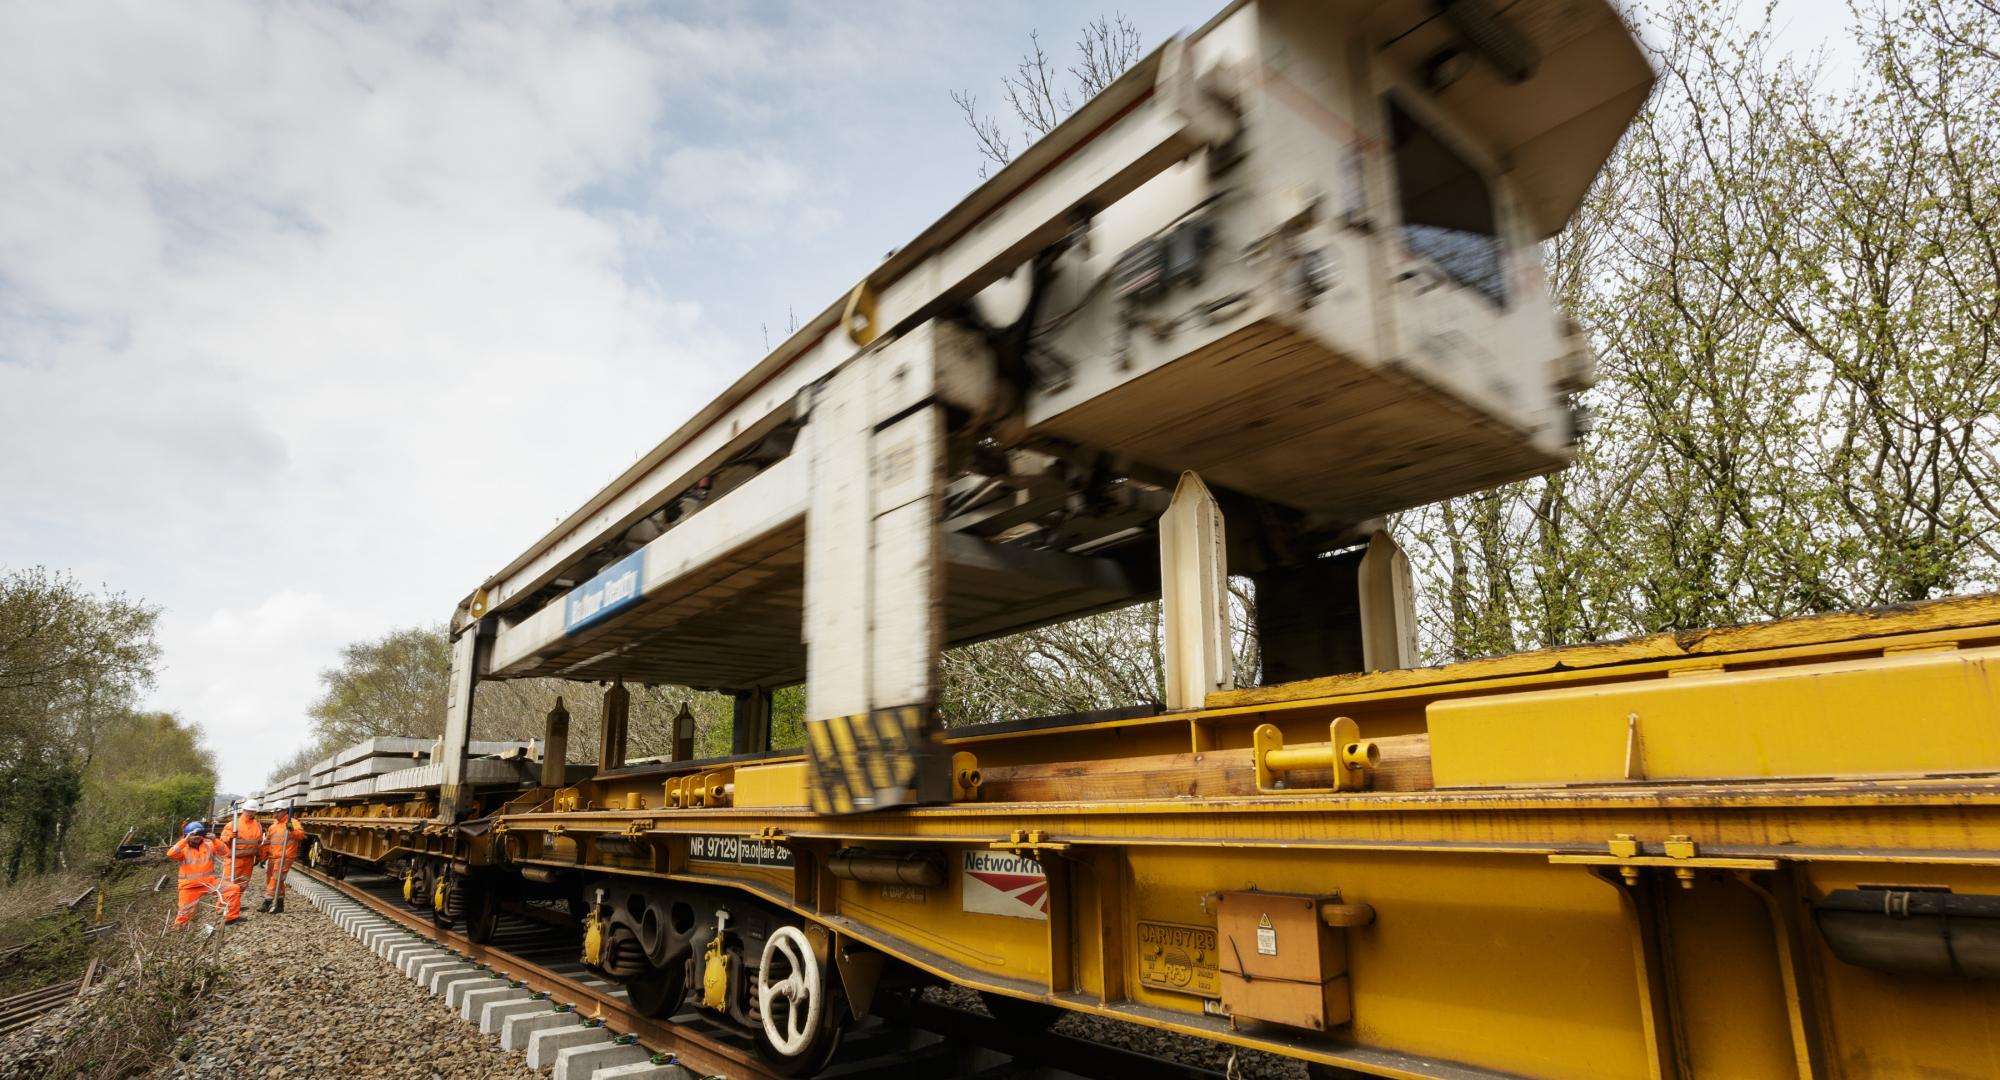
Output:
left=258, top=802, right=306, bottom=913
left=167, top=822, right=238, bottom=927
left=216, top=801, right=263, bottom=919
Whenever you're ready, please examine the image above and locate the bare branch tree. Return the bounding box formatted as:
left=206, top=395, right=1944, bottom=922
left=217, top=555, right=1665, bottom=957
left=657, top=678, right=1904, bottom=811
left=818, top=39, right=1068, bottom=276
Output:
left=1070, top=13, right=1143, bottom=96
left=955, top=13, right=1145, bottom=178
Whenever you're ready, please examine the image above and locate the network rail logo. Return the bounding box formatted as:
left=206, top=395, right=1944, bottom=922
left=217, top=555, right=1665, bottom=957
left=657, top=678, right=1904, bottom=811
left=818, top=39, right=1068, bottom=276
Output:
left=961, top=851, right=1048, bottom=920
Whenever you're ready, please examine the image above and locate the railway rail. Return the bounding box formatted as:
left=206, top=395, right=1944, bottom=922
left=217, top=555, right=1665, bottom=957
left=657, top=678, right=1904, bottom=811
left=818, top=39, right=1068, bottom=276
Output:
left=0, top=961, right=95, bottom=1037
left=294, top=866, right=1225, bottom=1080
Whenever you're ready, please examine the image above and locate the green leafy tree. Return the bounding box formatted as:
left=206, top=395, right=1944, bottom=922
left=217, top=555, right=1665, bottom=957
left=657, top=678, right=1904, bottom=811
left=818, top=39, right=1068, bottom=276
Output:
left=74, top=711, right=216, bottom=850
left=0, top=567, right=199, bottom=877
left=1400, top=0, right=1999, bottom=659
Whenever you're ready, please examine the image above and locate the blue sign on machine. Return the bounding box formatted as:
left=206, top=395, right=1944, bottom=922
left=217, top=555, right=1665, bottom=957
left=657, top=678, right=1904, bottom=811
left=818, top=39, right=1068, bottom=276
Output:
left=564, top=549, right=646, bottom=634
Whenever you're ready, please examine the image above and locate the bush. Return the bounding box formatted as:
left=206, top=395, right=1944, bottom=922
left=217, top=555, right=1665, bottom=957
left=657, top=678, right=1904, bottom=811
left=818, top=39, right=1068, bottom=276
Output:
left=0, top=886, right=230, bottom=1080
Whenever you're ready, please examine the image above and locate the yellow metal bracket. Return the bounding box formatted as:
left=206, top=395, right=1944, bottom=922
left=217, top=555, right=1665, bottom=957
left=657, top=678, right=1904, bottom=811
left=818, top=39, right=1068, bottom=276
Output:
left=1551, top=834, right=1777, bottom=888
left=622, top=818, right=656, bottom=840
left=665, top=771, right=733, bottom=809
left=991, top=829, right=1070, bottom=857
left=756, top=826, right=788, bottom=844
left=1252, top=717, right=1379, bottom=793
left=951, top=752, right=983, bottom=802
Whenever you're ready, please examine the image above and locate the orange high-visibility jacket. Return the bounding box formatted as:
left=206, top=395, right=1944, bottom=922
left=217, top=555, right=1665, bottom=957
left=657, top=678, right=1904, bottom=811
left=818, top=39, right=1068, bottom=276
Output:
left=218, top=814, right=263, bottom=867
left=260, top=818, right=304, bottom=862
left=166, top=836, right=218, bottom=887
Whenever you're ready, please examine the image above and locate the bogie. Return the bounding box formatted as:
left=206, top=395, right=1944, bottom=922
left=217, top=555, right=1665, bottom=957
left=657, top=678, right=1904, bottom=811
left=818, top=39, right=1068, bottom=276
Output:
left=579, top=876, right=851, bottom=1068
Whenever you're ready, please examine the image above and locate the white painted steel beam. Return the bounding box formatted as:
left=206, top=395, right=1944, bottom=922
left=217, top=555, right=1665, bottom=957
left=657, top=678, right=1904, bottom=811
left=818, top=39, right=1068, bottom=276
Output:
left=1160, top=471, right=1231, bottom=709
left=485, top=454, right=809, bottom=678
left=461, top=39, right=1217, bottom=626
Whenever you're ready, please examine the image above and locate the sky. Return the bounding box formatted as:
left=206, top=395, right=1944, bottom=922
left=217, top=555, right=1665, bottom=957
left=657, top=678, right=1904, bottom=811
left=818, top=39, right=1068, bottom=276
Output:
left=0, top=1, right=1856, bottom=794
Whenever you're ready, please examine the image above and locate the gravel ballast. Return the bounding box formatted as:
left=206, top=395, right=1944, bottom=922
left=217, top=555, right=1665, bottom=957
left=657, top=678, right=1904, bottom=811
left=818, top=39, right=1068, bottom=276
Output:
left=920, top=984, right=1309, bottom=1079
left=154, top=896, right=536, bottom=1080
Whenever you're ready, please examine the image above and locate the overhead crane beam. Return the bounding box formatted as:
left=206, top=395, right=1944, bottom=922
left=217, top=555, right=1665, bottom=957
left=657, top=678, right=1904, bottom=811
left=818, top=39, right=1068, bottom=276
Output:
left=438, top=0, right=1655, bottom=818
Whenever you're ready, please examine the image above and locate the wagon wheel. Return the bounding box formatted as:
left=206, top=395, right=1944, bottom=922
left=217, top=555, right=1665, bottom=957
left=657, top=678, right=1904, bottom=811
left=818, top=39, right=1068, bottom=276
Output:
left=755, top=926, right=844, bottom=1076
left=465, top=882, right=500, bottom=944
left=624, top=959, right=688, bottom=1018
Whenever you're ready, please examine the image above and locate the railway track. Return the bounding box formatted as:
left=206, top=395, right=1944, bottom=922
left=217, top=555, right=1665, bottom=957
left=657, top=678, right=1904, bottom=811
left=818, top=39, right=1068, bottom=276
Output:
left=294, top=867, right=1222, bottom=1080
left=0, top=965, right=92, bottom=1037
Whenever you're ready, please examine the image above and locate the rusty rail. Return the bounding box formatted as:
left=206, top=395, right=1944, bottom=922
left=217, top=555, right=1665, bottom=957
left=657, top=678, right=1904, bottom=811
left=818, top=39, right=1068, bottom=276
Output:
left=0, top=965, right=93, bottom=1035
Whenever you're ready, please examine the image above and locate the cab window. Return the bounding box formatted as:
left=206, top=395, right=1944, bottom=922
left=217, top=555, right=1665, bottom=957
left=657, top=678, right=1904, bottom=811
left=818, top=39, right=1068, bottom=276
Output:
left=1386, top=99, right=1505, bottom=306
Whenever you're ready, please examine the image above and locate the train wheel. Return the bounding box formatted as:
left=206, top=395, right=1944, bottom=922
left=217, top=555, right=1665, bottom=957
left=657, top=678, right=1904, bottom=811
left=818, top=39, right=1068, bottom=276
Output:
left=465, top=884, right=500, bottom=944
left=755, top=926, right=844, bottom=1076
left=624, top=961, right=688, bottom=1019
left=979, top=991, right=1063, bottom=1032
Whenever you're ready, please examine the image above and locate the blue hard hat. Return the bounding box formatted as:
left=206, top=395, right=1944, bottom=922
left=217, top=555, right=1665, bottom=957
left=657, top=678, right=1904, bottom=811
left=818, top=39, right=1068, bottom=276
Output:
left=184, top=822, right=206, bottom=836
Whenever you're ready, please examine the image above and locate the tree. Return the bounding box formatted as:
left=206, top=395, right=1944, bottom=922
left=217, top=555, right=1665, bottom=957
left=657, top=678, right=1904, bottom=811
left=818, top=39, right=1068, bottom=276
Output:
left=1399, top=0, right=1999, bottom=660
left=953, top=13, right=1144, bottom=177
left=0, top=567, right=186, bottom=878
left=73, top=710, right=215, bottom=850
left=306, top=625, right=452, bottom=747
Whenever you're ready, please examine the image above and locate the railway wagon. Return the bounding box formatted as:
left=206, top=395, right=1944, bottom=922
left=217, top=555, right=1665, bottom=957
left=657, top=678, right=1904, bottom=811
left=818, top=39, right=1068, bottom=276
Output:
left=296, top=1, right=2000, bottom=1076
left=303, top=598, right=2000, bottom=1078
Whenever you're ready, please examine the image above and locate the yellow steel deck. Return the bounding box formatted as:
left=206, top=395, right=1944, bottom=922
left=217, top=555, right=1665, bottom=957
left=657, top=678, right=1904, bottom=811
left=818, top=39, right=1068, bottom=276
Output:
left=309, top=594, right=2000, bottom=1078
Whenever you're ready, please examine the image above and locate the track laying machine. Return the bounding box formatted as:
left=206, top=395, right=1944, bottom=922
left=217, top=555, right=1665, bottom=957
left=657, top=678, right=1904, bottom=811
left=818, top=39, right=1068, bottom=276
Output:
left=294, top=1, right=2000, bottom=1075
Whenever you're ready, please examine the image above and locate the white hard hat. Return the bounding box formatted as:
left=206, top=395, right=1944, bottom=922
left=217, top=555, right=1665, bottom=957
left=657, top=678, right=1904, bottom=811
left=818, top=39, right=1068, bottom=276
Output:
left=241, top=799, right=261, bottom=813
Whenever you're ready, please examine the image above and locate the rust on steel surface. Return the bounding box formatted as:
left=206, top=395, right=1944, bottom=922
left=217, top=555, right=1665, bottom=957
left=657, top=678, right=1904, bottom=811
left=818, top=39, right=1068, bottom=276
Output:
left=298, top=867, right=777, bottom=1079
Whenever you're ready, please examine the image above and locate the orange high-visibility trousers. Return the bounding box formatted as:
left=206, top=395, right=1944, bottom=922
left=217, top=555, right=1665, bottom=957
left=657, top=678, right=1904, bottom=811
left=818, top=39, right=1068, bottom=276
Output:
left=226, top=858, right=258, bottom=892
left=260, top=820, right=302, bottom=899
left=262, top=853, right=291, bottom=898
left=174, top=880, right=242, bottom=925
left=174, top=881, right=206, bottom=926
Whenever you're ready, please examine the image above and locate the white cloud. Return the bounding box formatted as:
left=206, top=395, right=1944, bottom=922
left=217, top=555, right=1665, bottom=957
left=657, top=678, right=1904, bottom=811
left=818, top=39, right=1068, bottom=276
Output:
left=656, top=144, right=824, bottom=239
left=152, top=591, right=384, bottom=794
left=0, top=1, right=743, bottom=788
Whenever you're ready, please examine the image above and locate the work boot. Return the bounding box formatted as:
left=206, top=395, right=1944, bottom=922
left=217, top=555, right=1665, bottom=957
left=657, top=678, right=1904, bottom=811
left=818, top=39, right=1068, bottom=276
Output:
left=258, top=897, right=272, bottom=913
left=273, top=897, right=285, bottom=914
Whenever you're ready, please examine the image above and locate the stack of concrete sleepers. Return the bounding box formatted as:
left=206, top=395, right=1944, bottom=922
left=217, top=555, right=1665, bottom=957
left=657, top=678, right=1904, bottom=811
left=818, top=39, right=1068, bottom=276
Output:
left=327, top=736, right=430, bottom=800
left=258, top=772, right=308, bottom=808
left=371, top=741, right=538, bottom=795
left=306, top=754, right=339, bottom=803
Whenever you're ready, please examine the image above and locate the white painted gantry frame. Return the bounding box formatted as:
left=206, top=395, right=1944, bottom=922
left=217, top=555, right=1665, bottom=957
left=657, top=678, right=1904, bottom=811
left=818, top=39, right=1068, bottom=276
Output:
left=435, top=36, right=1242, bottom=813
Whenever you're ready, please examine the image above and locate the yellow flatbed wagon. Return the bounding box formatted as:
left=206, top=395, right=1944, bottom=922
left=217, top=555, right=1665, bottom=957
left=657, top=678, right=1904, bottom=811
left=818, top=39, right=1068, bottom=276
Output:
left=306, top=594, right=2000, bottom=1078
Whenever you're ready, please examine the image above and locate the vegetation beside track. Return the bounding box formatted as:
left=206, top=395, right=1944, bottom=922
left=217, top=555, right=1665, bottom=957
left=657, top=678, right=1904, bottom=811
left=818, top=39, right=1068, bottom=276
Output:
left=0, top=857, right=230, bottom=1080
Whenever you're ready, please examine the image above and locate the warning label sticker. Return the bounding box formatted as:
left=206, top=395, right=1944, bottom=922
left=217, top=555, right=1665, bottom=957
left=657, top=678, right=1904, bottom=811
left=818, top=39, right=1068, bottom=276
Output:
left=1137, top=921, right=1219, bottom=998
left=961, top=851, right=1048, bottom=920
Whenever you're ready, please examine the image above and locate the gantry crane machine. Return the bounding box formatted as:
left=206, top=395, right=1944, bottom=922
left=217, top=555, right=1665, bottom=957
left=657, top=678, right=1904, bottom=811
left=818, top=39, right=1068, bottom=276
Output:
left=290, top=2, right=2000, bottom=1076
